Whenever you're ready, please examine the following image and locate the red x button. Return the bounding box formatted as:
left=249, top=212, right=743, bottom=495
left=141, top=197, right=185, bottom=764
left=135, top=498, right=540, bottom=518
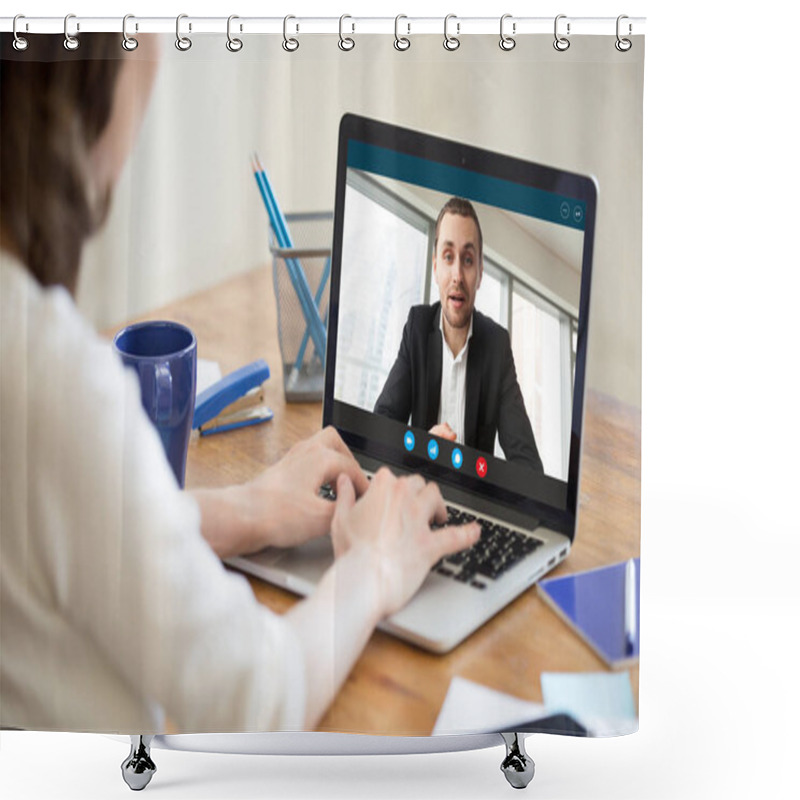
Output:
left=475, top=457, right=488, bottom=478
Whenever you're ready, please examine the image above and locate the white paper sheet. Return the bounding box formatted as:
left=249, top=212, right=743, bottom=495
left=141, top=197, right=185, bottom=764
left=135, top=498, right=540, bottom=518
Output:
left=433, top=677, right=548, bottom=735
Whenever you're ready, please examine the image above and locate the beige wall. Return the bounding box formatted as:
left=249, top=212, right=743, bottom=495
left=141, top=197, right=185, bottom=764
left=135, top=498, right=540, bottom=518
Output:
left=78, top=33, right=642, bottom=407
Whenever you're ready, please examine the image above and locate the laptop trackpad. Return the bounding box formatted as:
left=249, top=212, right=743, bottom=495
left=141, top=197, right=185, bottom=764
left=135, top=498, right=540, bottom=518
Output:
left=265, top=536, right=334, bottom=589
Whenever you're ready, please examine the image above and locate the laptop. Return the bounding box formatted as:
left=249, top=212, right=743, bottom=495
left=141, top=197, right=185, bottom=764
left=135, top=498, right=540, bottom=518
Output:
left=228, top=113, right=597, bottom=653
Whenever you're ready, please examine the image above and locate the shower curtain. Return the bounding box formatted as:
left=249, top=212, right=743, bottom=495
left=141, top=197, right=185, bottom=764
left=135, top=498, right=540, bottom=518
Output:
left=1, top=16, right=643, bottom=750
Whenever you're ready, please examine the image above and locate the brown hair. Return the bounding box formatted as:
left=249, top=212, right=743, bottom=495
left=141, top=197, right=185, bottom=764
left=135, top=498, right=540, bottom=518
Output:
left=1, top=34, right=124, bottom=293
left=433, top=197, right=483, bottom=261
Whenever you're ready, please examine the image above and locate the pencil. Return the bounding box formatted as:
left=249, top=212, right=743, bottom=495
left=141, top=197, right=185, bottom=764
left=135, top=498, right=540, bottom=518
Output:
left=250, top=153, right=327, bottom=360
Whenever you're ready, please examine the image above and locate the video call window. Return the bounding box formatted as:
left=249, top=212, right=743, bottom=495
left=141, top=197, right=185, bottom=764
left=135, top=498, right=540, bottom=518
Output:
left=335, top=168, right=581, bottom=482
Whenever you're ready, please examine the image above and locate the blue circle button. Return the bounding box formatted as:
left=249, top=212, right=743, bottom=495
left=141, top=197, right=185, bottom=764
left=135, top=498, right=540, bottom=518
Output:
left=427, top=439, right=439, bottom=460
left=404, top=431, right=415, bottom=451
left=451, top=448, right=463, bottom=469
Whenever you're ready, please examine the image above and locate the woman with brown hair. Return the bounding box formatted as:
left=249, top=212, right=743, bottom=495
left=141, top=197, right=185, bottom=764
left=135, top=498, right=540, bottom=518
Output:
left=0, top=34, right=478, bottom=734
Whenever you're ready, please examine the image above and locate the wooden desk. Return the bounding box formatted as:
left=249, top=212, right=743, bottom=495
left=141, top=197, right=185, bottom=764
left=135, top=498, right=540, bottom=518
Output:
left=128, top=267, right=641, bottom=735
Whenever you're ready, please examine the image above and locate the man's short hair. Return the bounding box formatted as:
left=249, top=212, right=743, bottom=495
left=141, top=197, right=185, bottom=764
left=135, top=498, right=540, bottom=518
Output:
left=434, top=197, right=483, bottom=262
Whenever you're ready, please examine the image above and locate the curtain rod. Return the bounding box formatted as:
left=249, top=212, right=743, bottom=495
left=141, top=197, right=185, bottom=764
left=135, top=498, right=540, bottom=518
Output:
left=1, top=16, right=646, bottom=37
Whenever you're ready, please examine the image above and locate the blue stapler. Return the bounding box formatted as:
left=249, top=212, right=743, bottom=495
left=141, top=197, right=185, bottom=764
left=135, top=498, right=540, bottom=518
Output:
left=192, top=359, right=273, bottom=436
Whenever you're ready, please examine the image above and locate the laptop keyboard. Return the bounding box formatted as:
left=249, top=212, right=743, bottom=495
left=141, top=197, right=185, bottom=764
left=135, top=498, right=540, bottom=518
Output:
left=319, top=485, right=543, bottom=591
left=319, top=483, right=338, bottom=501
left=432, top=506, right=543, bottom=589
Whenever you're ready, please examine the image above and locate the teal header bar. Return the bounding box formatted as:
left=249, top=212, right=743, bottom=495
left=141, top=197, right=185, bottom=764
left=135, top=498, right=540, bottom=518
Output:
left=347, top=140, right=586, bottom=231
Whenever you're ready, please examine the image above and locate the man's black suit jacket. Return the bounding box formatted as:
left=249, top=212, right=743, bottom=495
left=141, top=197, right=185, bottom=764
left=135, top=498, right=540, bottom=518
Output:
left=374, top=303, right=544, bottom=473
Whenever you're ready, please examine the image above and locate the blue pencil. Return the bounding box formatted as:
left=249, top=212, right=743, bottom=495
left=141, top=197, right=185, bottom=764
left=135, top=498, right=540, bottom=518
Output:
left=251, top=153, right=327, bottom=360
left=250, top=155, right=323, bottom=348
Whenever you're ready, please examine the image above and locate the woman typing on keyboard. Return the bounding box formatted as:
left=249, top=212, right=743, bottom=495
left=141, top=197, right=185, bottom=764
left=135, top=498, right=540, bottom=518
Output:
left=0, top=33, right=479, bottom=736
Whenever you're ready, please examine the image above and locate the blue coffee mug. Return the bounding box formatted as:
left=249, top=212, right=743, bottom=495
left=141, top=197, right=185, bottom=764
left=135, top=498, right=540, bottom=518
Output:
left=113, top=321, right=197, bottom=488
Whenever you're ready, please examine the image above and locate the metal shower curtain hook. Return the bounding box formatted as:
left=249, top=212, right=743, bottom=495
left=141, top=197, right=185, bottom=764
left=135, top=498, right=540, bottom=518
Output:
left=394, top=14, right=410, bottom=51
left=122, top=14, right=139, bottom=51
left=175, top=14, right=192, bottom=51
left=443, top=14, right=460, bottom=51
left=63, top=13, right=80, bottom=51
left=339, top=14, right=355, bottom=51
left=500, top=14, right=516, bottom=51
left=12, top=14, right=29, bottom=51
left=226, top=15, right=243, bottom=52
left=553, top=14, right=571, bottom=51
left=339, top=14, right=356, bottom=52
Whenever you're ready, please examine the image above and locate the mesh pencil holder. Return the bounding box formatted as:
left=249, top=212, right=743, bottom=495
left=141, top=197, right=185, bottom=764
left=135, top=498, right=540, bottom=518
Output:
left=269, top=212, right=333, bottom=402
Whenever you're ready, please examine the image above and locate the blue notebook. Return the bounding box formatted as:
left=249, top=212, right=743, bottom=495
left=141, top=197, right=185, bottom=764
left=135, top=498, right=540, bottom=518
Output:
left=537, top=558, right=640, bottom=669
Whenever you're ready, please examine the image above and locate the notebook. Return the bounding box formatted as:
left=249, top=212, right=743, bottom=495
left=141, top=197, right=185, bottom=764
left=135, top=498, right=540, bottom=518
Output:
left=537, top=558, right=641, bottom=668
left=228, top=114, right=598, bottom=653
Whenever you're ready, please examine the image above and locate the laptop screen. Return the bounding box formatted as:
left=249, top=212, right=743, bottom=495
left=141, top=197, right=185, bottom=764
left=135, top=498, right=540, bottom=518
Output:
left=324, top=115, right=596, bottom=537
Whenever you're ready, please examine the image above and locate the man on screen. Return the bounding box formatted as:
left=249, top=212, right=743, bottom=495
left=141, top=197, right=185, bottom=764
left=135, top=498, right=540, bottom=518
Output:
left=374, top=197, right=544, bottom=473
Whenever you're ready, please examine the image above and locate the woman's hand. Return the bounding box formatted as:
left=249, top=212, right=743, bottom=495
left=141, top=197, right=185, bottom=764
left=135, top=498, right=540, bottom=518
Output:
left=244, top=426, right=370, bottom=549
left=284, top=466, right=479, bottom=728
left=193, top=426, right=369, bottom=558
left=330, top=467, right=480, bottom=618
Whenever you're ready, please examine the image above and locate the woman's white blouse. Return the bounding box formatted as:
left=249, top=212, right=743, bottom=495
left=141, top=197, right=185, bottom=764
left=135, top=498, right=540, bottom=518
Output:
left=0, top=253, right=305, bottom=733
